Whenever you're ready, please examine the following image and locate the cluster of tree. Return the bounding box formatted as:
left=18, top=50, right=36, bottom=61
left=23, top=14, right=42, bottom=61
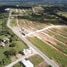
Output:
left=9, top=43, right=15, bottom=47
left=4, top=49, right=17, bottom=58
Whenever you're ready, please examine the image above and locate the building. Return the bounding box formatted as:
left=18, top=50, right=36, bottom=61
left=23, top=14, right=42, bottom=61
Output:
left=21, top=59, right=34, bottom=67
left=0, top=42, right=5, bottom=47
left=23, top=48, right=32, bottom=55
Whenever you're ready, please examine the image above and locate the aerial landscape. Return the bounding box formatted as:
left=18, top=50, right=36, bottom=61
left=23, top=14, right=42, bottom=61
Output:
left=0, top=0, right=67, bottom=67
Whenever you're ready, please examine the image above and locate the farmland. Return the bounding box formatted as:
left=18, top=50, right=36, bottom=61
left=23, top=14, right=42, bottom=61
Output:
left=34, top=27, right=67, bottom=55
left=57, top=12, right=67, bottom=18
left=28, top=37, right=67, bottom=67
left=11, top=8, right=62, bottom=30
left=10, top=18, right=17, bottom=27
left=10, top=8, right=67, bottom=67
left=28, top=55, right=44, bottom=67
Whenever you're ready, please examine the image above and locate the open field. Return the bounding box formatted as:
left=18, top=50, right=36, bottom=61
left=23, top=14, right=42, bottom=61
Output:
left=45, top=28, right=67, bottom=44
left=10, top=18, right=17, bottom=27
left=28, top=26, right=67, bottom=55
left=18, top=19, right=50, bottom=32
left=13, top=62, right=24, bottom=67
left=28, top=55, right=45, bottom=67
left=39, top=27, right=67, bottom=55
left=57, top=12, right=67, bottom=17
left=28, top=37, right=67, bottom=67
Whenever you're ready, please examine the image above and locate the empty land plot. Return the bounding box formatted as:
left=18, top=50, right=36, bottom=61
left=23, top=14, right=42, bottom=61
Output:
left=10, top=18, right=17, bottom=27
left=28, top=55, right=48, bottom=67
left=18, top=19, right=50, bottom=32
left=45, top=29, right=67, bottom=44
left=50, top=28, right=67, bottom=37
left=57, top=12, right=67, bottom=17
left=34, top=26, right=67, bottom=54
left=28, top=37, right=67, bottom=67
left=35, top=31, right=67, bottom=55
left=11, top=40, right=28, bottom=52
left=13, top=62, right=24, bottom=67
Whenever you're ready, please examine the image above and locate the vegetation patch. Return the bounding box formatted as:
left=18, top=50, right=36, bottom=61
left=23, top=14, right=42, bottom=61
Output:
left=10, top=18, right=17, bottom=27
left=0, top=12, right=28, bottom=67
left=13, top=62, right=24, bottom=67
left=28, top=37, right=67, bottom=67
left=28, top=55, right=44, bottom=67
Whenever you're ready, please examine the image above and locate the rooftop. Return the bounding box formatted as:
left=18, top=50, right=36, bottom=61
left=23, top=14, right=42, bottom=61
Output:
left=21, top=59, right=34, bottom=67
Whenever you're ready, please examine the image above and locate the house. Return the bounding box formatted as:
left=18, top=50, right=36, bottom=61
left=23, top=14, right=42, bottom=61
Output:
left=5, top=8, right=10, bottom=11
left=3, top=37, right=9, bottom=45
left=21, top=59, right=34, bottom=67
left=0, top=37, right=9, bottom=47
left=23, top=48, right=32, bottom=55
left=0, top=42, right=5, bottom=47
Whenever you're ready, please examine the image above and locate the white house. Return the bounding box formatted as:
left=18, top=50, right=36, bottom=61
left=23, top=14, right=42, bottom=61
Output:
left=23, top=48, right=32, bottom=55
left=0, top=42, right=5, bottom=47
left=21, top=59, right=34, bottom=67
left=5, top=8, right=10, bottom=11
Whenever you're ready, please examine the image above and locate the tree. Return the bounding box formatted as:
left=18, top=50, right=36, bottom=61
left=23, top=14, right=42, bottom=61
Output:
left=9, top=43, right=15, bottom=47
left=4, top=51, right=10, bottom=58
left=4, top=49, right=17, bottom=57
left=19, top=51, right=24, bottom=55
left=9, top=49, right=17, bottom=56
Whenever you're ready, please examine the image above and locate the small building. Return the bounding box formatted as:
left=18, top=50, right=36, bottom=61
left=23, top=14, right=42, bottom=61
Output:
left=5, top=8, right=10, bottom=11
left=23, top=48, right=32, bottom=55
left=3, top=37, right=9, bottom=42
left=3, top=37, right=10, bottom=45
left=0, top=37, right=10, bottom=47
left=21, top=59, right=34, bottom=67
left=0, top=42, right=5, bottom=47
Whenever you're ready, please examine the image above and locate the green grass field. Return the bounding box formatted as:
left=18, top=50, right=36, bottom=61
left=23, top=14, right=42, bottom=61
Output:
left=28, top=37, right=67, bottom=67
left=28, top=55, right=44, bottom=67
left=10, top=18, right=17, bottom=27
left=12, top=41, right=28, bottom=52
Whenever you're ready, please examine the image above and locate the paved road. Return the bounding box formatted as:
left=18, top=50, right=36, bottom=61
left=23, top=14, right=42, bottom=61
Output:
left=7, top=9, right=59, bottom=67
